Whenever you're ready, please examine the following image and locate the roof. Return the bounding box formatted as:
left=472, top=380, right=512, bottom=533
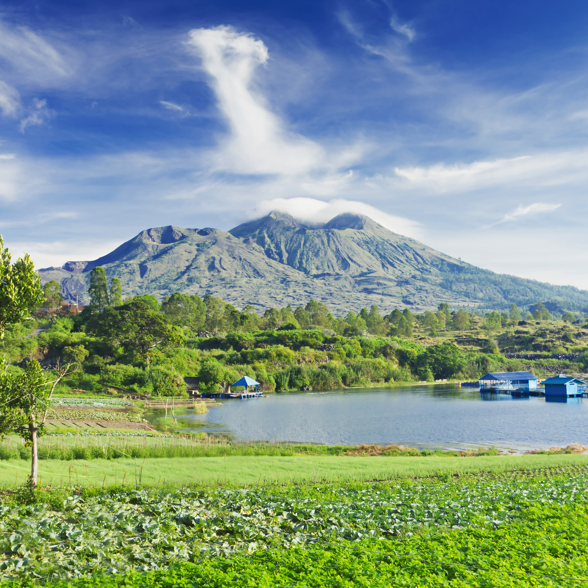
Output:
left=479, top=372, right=537, bottom=381
left=543, top=375, right=587, bottom=386
left=232, top=376, right=260, bottom=387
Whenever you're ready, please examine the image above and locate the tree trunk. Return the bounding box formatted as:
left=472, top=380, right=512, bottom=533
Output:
left=30, top=425, right=38, bottom=487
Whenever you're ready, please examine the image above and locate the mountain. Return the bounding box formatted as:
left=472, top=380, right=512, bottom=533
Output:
left=38, top=211, right=588, bottom=314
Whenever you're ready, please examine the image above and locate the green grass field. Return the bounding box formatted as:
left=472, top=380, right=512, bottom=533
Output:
left=2, top=453, right=588, bottom=488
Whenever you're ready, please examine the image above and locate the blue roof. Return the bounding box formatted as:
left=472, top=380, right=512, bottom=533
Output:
left=479, top=372, right=537, bottom=381
left=232, top=376, right=260, bottom=387
left=543, top=375, right=586, bottom=386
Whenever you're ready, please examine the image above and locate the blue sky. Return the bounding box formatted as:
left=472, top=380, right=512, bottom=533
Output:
left=2, top=0, right=588, bottom=288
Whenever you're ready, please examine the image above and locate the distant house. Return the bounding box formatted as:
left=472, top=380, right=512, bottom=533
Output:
left=543, top=375, right=586, bottom=398
left=479, top=371, right=538, bottom=391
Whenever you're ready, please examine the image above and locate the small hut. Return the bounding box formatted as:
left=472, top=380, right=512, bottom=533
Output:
left=543, top=375, right=586, bottom=398
left=231, top=376, right=261, bottom=398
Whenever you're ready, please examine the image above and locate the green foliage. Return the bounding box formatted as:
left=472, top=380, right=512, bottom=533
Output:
left=3, top=472, right=588, bottom=582
left=87, top=300, right=182, bottom=359
left=87, top=267, right=110, bottom=312
left=0, top=236, right=44, bottom=337
left=41, top=280, right=63, bottom=308
left=198, top=357, right=224, bottom=393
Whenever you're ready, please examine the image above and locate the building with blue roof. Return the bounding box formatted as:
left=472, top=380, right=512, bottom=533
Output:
left=542, top=375, right=587, bottom=397
left=479, top=372, right=538, bottom=392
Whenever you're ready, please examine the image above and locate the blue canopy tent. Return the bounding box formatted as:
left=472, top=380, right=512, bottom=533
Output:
left=231, top=376, right=261, bottom=397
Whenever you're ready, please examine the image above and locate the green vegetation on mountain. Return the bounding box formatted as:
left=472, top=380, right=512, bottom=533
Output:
left=38, top=211, right=588, bottom=313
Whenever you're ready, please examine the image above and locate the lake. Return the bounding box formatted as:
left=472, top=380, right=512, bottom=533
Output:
left=174, top=385, right=588, bottom=451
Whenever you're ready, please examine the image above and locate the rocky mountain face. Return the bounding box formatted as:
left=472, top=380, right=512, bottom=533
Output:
left=38, top=211, right=588, bottom=314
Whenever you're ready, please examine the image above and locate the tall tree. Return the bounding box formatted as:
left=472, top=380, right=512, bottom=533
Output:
left=509, top=303, right=521, bottom=325
left=0, top=236, right=44, bottom=337
left=109, top=277, right=122, bottom=307
left=41, top=280, right=63, bottom=309
left=88, top=267, right=110, bottom=312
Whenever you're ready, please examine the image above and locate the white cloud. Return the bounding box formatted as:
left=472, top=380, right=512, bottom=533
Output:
left=392, top=151, right=588, bottom=194
left=0, top=81, right=20, bottom=116
left=186, top=26, right=325, bottom=175
left=160, top=100, right=186, bottom=113
left=0, top=155, right=21, bottom=201
left=499, top=203, right=561, bottom=224
left=250, top=197, right=421, bottom=238
left=20, top=98, right=55, bottom=133
left=390, top=17, right=415, bottom=42
left=0, top=21, right=70, bottom=80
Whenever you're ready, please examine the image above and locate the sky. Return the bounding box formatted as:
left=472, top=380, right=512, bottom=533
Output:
left=1, top=0, right=588, bottom=288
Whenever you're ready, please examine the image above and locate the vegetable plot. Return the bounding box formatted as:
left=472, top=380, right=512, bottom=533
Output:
left=2, top=472, right=588, bottom=581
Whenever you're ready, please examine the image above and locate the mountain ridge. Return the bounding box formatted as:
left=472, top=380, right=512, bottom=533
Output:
left=38, top=212, right=588, bottom=314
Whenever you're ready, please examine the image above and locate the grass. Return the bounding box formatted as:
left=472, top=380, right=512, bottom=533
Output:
left=1, top=453, right=588, bottom=488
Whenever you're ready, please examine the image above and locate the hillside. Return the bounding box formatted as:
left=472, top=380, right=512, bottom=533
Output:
left=38, top=211, right=588, bottom=313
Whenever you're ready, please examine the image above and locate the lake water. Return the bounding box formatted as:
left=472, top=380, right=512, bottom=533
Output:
left=175, top=385, right=588, bottom=451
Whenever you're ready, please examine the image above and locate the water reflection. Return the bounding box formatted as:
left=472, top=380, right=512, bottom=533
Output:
left=171, top=385, right=588, bottom=450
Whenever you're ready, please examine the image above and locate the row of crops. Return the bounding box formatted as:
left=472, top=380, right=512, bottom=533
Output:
left=52, top=398, right=135, bottom=408
left=47, top=409, right=145, bottom=423
left=2, top=470, right=588, bottom=583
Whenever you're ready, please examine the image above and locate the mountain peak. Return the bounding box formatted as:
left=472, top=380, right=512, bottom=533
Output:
left=230, top=211, right=306, bottom=237
left=323, top=213, right=380, bottom=231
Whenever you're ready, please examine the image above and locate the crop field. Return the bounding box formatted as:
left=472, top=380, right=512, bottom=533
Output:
left=2, top=469, right=588, bottom=585
left=0, top=453, right=587, bottom=488
left=52, top=398, right=135, bottom=408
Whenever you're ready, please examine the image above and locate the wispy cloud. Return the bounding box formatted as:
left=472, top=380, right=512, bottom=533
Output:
left=390, top=16, right=415, bottom=42
left=160, top=100, right=186, bottom=113
left=0, top=81, right=20, bottom=116
left=0, top=20, right=71, bottom=82
left=186, top=25, right=326, bottom=175
left=20, top=98, right=55, bottom=133
left=499, top=203, right=561, bottom=224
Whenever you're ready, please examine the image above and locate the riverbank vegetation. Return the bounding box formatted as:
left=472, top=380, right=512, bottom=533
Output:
left=4, top=286, right=588, bottom=398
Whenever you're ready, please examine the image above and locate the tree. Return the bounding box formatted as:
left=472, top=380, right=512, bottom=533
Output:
left=396, top=316, right=413, bottom=338
left=109, top=278, right=122, bottom=307
left=0, top=359, right=74, bottom=487
left=562, top=311, right=576, bottom=323
left=204, top=295, right=226, bottom=332
left=161, top=292, right=203, bottom=329
left=386, top=309, right=403, bottom=325
left=87, top=300, right=181, bottom=362
left=199, top=358, right=224, bottom=393
left=366, top=305, right=386, bottom=335
left=263, top=308, right=281, bottom=330
left=88, top=267, right=110, bottom=312
left=484, top=311, right=502, bottom=334
left=532, top=303, right=550, bottom=322
left=423, top=311, right=439, bottom=334
left=452, top=309, right=470, bottom=332
left=0, top=236, right=44, bottom=337
left=509, top=303, right=521, bottom=325
left=426, top=342, right=465, bottom=379
left=438, top=303, right=451, bottom=324
left=41, top=280, right=63, bottom=309
left=402, top=308, right=414, bottom=325
left=305, top=300, right=332, bottom=328
left=294, top=306, right=311, bottom=329
left=436, top=311, right=447, bottom=331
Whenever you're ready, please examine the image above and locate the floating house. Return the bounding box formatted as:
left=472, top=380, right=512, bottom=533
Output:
left=479, top=372, right=538, bottom=393
left=230, top=376, right=262, bottom=398
left=542, top=375, right=587, bottom=398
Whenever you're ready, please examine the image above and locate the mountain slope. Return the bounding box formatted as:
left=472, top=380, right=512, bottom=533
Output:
left=38, top=213, right=588, bottom=313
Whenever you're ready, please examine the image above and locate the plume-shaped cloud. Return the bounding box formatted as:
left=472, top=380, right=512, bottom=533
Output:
left=186, top=26, right=324, bottom=175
